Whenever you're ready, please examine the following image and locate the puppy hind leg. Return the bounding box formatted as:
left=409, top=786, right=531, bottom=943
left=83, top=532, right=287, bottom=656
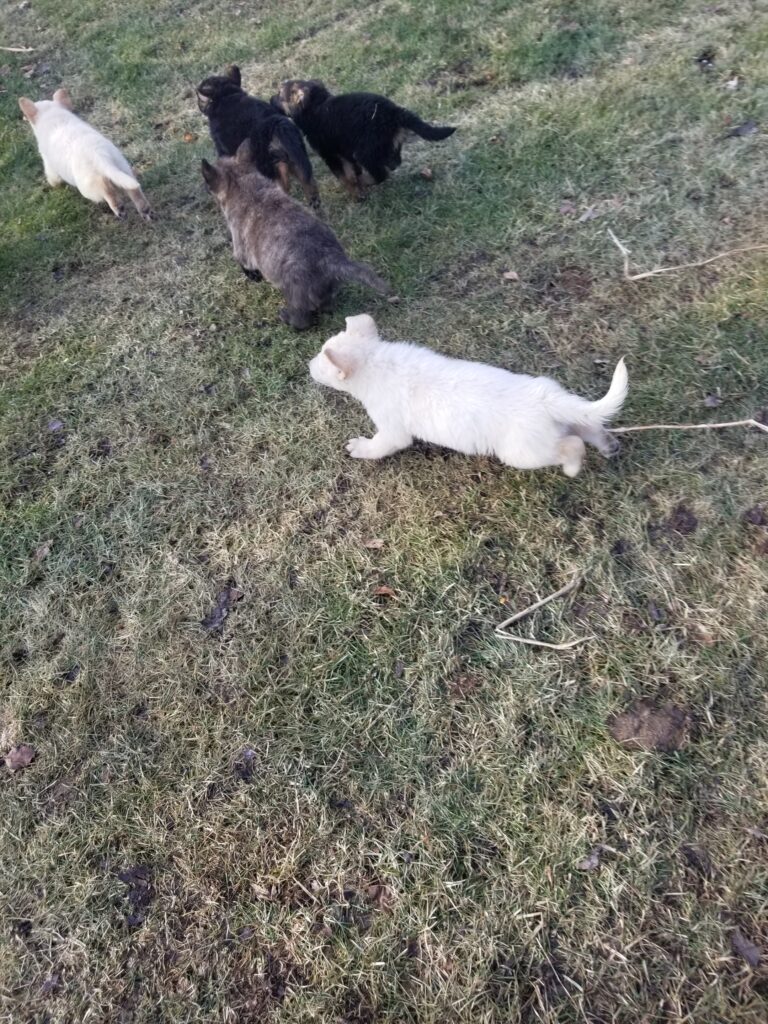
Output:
left=558, top=435, right=586, bottom=478
left=100, top=177, right=125, bottom=219
left=128, top=186, right=153, bottom=222
left=275, top=161, right=292, bottom=194
left=574, top=423, right=620, bottom=458
left=43, top=160, right=63, bottom=187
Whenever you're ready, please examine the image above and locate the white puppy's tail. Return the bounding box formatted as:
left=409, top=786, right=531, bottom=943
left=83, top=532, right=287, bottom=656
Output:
left=92, top=153, right=140, bottom=192
left=583, top=357, right=628, bottom=423
left=548, top=358, right=628, bottom=427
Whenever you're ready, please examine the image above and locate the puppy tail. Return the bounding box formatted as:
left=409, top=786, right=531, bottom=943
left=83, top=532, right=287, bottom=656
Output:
left=270, top=118, right=315, bottom=186
left=399, top=109, right=457, bottom=141
left=556, top=358, right=628, bottom=427
left=92, top=154, right=141, bottom=192
left=342, top=260, right=391, bottom=296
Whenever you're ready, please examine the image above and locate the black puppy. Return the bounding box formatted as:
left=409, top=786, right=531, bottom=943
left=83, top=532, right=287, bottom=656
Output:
left=273, top=79, right=456, bottom=199
left=197, top=65, right=319, bottom=208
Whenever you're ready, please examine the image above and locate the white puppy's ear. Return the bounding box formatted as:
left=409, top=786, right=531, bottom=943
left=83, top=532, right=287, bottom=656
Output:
left=344, top=314, right=378, bottom=339
left=53, top=87, right=73, bottom=110
left=18, top=97, right=38, bottom=123
left=324, top=348, right=356, bottom=380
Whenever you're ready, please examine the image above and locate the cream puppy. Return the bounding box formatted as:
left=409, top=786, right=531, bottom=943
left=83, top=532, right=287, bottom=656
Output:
left=18, top=89, right=152, bottom=221
left=310, top=315, right=628, bottom=476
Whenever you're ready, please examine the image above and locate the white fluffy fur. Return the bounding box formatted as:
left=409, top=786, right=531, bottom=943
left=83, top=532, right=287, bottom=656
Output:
left=18, top=89, right=152, bottom=220
left=310, top=314, right=628, bottom=476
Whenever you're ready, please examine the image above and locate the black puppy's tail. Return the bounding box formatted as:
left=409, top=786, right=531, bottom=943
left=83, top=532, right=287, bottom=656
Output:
left=399, top=109, right=456, bottom=141
left=270, top=117, right=315, bottom=187
left=342, top=260, right=391, bottom=295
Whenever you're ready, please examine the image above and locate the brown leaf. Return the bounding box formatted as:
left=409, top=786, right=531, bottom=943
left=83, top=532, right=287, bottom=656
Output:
left=703, top=393, right=722, bottom=408
left=362, top=538, right=385, bottom=549
left=201, top=584, right=245, bottom=630
left=608, top=700, right=688, bottom=752
left=419, top=166, right=433, bottom=181
left=666, top=503, right=698, bottom=536
left=577, top=206, right=598, bottom=223
left=559, top=199, right=577, bottom=215
left=731, top=929, right=761, bottom=967
left=680, top=843, right=714, bottom=879
left=374, top=585, right=396, bottom=599
left=742, top=505, right=767, bottom=527
left=367, top=883, right=394, bottom=910
left=5, top=743, right=36, bottom=771
left=183, top=131, right=198, bottom=143
left=502, top=270, right=519, bottom=281
left=32, top=540, right=51, bottom=561
left=576, top=845, right=605, bottom=871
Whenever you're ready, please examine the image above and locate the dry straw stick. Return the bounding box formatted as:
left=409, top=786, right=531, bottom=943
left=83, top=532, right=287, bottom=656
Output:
left=496, top=573, right=592, bottom=649
left=611, top=419, right=768, bottom=435
left=0, top=46, right=35, bottom=52
left=607, top=228, right=768, bottom=282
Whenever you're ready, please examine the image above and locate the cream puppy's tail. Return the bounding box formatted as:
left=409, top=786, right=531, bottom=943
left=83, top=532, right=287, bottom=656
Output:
left=92, top=153, right=141, bottom=192
left=548, top=358, right=628, bottom=427
left=582, top=357, right=628, bottom=423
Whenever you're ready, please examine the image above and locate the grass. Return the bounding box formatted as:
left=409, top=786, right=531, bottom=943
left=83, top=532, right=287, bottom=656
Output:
left=1, top=0, right=767, bottom=1020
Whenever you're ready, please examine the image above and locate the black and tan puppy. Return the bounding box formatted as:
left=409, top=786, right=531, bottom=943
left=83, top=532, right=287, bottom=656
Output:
left=273, top=79, right=456, bottom=199
left=197, top=64, right=319, bottom=208
left=201, top=140, right=389, bottom=330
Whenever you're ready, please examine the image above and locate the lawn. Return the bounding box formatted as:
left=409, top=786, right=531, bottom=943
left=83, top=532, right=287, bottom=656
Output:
left=1, top=1, right=767, bottom=1021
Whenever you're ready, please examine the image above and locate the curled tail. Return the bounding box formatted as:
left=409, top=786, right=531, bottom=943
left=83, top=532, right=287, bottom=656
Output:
left=585, top=357, right=629, bottom=423
left=270, top=117, right=315, bottom=187
left=342, top=259, right=391, bottom=295
left=552, top=358, right=628, bottom=427
left=399, top=108, right=456, bottom=141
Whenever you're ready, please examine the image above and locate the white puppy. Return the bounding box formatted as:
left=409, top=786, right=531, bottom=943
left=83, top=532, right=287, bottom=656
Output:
left=18, top=89, right=152, bottom=221
left=310, top=314, right=628, bottom=476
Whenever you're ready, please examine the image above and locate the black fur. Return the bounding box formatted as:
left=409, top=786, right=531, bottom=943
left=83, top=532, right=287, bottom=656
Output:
left=273, top=79, right=456, bottom=199
left=197, top=65, right=319, bottom=208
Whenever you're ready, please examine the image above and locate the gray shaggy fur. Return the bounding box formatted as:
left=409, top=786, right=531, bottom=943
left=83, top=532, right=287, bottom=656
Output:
left=201, top=140, right=389, bottom=329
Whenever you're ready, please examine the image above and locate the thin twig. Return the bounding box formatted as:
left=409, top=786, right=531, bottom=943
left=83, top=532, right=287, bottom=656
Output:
left=0, top=46, right=35, bottom=52
left=607, top=228, right=768, bottom=281
left=495, top=634, right=593, bottom=651
left=610, top=418, right=768, bottom=435
left=496, top=573, right=582, bottom=632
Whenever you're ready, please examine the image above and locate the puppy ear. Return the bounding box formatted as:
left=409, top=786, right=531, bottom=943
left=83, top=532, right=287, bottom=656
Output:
left=201, top=159, right=220, bottom=189
left=345, top=314, right=378, bottom=339
left=324, top=347, right=356, bottom=381
left=53, top=87, right=73, bottom=110
left=226, top=64, right=241, bottom=86
left=18, top=97, right=38, bottom=123
left=235, top=137, right=253, bottom=166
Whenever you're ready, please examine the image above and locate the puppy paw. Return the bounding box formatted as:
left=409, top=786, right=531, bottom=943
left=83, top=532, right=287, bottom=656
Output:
left=346, top=437, right=375, bottom=459
left=141, top=209, right=155, bottom=223
left=603, top=434, right=621, bottom=457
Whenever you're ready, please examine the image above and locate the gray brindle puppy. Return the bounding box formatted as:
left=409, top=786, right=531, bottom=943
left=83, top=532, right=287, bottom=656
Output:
left=201, top=140, right=389, bottom=329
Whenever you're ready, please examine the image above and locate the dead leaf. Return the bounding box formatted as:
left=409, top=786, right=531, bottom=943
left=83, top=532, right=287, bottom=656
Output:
left=746, top=825, right=767, bottom=840
left=201, top=585, right=244, bottom=630
left=742, top=505, right=767, bottom=527
left=608, top=700, right=688, bottom=752
left=559, top=199, right=576, bottom=215
left=32, top=540, right=51, bottom=562
left=725, top=75, right=739, bottom=90
left=60, top=664, right=81, bottom=684
left=731, top=929, right=761, bottom=967
left=374, top=585, right=396, bottom=599
left=46, top=418, right=64, bottom=433
left=680, top=843, right=714, bottom=878
left=703, top=393, right=722, bottom=408
left=667, top=503, right=698, bottom=536
left=724, top=119, right=758, bottom=139
left=362, top=538, right=385, bottom=549
left=183, top=131, right=198, bottom=143
left=5, top=743, right=36, bottom=771
left=419, top=166, right=433, bottom=181
left=502, top=270, right=519, bottom=281
left=367, top=883, right=394, bottom=910
left=386, top=295, right=401, bottom=304
left=577, top=206, right=598, bottom=223
left=576, top=845, right=606, bottom=871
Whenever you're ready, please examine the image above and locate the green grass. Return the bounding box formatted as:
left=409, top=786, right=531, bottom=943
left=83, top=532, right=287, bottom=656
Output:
left=1, top=1, right=768, bottom=1021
